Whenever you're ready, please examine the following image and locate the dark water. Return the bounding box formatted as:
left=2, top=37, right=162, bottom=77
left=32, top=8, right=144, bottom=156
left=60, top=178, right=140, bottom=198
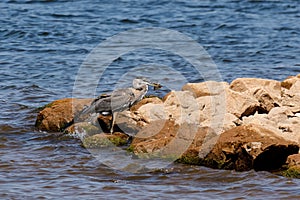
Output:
left=1, top=0, right=300, bottom=199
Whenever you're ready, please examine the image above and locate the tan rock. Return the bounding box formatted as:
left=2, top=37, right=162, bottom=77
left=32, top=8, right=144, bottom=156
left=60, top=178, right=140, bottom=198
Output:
left=130, top=97, right=163, bottom=112
left=286, top=154, right=300, bottom=168
left=130, top=120, right=216, bottom=164
left=281, top=75, right=299, bottom=89
left=204, top=124, right=299, bottom=171
left=225, top=88, right=260, bottom=118
left=137, top=103, right=166, bottom=123
left=196, top=88, right=257, bottom=133
left=35, top=98, right=93, bottom=132
left=289, top=79, right=300, bottom=94
left=242, top=108, right=300, bottom=144
left=230, top=78, right=281, bottom=96
left=163, top=91, right=200, bottom=125
left=182, top=81, right=229, bottom=98
left=230, top=78, right=282, bottom=111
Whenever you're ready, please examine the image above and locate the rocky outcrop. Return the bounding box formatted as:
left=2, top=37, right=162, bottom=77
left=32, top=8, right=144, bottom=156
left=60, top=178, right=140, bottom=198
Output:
left=35, top=74, right=300, bottom=175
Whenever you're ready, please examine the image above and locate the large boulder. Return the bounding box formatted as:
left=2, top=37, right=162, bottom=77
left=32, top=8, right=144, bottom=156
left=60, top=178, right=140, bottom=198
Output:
left=130, top=120, right=217, bottom=164
left=35, top=98, right=93, bottom=132
left=204, top=124, right=299, bottom=171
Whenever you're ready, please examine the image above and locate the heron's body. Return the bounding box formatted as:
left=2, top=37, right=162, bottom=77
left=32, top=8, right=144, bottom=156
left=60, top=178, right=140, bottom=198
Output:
left=78, top=78, right=160, bottom=133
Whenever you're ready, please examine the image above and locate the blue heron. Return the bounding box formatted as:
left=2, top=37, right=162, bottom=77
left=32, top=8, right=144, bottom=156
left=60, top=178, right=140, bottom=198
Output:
left=79, top=78, right=162, bottom=134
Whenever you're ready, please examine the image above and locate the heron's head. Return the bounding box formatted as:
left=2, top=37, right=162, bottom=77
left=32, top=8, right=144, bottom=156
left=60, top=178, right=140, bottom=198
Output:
left=132, top=78, right=162, bottom=90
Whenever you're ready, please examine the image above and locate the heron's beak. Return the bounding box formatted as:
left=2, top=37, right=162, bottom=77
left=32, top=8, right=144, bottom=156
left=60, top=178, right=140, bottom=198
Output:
left=152, top=83, right=162, bottom=90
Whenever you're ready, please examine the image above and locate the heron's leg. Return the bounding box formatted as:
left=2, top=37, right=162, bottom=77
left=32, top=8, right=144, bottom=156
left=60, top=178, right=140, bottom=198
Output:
left=110, top=112, right=118, bottom=134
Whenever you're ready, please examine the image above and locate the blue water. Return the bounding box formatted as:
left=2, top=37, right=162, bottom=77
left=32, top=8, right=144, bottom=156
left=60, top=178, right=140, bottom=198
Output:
left=0, top=0, right=300, bottom=199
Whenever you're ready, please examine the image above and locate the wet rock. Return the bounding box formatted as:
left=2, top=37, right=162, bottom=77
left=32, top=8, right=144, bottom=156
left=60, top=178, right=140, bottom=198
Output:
left=64, top=122, right=101, bottom=137
left=282, top=154, right=300, bottom=178
left=83, top=132, right=129, bottom=148
left=204, top=124, right=299, bottom=171
left=182, top=81, right=229, bottom=98
left=35, top=98, right=92, bottom=132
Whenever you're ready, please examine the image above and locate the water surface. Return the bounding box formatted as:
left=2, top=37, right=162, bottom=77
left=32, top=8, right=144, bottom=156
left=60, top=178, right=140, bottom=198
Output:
left=0, top=0, right=300, bottom=199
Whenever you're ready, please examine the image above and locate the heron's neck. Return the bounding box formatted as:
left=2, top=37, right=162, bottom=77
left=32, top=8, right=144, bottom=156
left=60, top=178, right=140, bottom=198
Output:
left=135, top=85, right=148, bottom=102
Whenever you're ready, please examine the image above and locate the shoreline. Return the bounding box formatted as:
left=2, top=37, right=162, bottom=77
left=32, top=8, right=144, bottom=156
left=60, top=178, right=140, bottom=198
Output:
left=35, top=74, right=300, bottom=177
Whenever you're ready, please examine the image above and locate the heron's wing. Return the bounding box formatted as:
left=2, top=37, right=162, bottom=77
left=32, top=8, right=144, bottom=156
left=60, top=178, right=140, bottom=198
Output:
left=92, top=93, right=111, bottom=104
left=80, top=88, right=134, bottom=115
left=80, top=96, right=112, bottom=115
left=110, top=88, right=135, bottom=112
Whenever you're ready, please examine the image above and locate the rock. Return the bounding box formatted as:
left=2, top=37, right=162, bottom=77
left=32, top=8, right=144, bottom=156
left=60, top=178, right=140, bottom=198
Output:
left=281, top=77, right=300, bottom=107
left=204, top=124, right=299, bottom=171
left=114, top=111, right=143, bottom=136
left=282, top=154, right=300, bottom=178
left=224, top=88, right=260, bottom=118
left=130, top=120, right=180, bottom=158
left=201, top=113, right=240, bottom=135
left=130, top=120, right=217, bottom=163
left=197, top=88, right=259, bottom=119
left=251, top=88, right=280, bottom=112
left=130, top=97, right=163, bottom=112
left=162, top=91, right=200, bottom=125
left=182, top=81, right=229, bottom=98
left=64, top=122, right=100, bottom=137
left=35, top=98, right=93, bottom=132
left=281, top=75, right=300, bottom=89
left=286, top=154, right=300, bottom=168
left=230, top=78, right=282, bottom=111
left=82, top=132, right=129, bottom=148
left=137, top=103, right=166, bottom=123
left=241, top=107, right=300, bottom=144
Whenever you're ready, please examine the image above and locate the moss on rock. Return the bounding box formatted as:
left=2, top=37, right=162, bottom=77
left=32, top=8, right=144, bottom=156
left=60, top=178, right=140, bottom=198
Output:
left=281, top=167, right=300, bottom=178
left=83, top=133, right=129, bottom=149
